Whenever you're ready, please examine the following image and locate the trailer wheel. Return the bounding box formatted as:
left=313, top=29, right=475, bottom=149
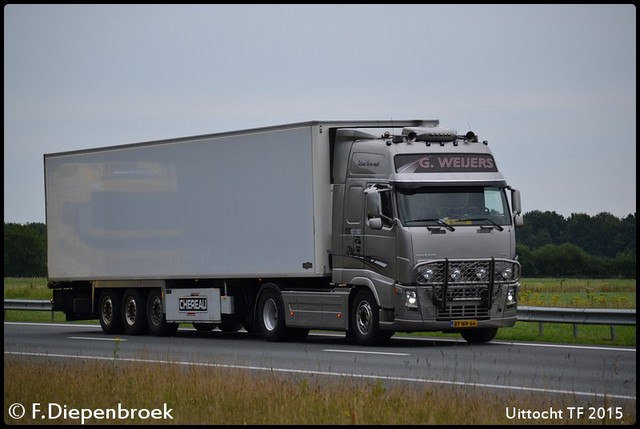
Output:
left=147, top=289, right=178, bottom=337
left=350, top=288, right=392, bottom=346
left=99, top=289, right=125, bottom=335
left=460, top=327, right=498, bottom=344
left=122, top=289, right=149, bottom=335
left=257, top=286, right=288, bottom=342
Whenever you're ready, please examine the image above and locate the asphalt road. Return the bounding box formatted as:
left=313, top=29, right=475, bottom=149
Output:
left=5, top=321, right=636, bottom=403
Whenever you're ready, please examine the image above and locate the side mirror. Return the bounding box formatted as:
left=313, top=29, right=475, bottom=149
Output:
left=513, top=213, right=524, bottom=227
left=510, top=188, right=522, bottom=215
left=365, top=188, right=382, bottom=218
left=368, top=217, right=383, bottom=230
left=365, top=188, right=383, bottom=230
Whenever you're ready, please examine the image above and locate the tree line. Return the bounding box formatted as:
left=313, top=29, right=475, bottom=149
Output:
left=4, top=211, right=637, bottom=278
left=515, top=211, right=635, bottom=278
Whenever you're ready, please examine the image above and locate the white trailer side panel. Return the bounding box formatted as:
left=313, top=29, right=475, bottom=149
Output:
left=45, top=125, right=328, bottom=280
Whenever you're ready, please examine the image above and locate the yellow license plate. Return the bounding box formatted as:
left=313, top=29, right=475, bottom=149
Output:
left=451, top=320, right=478, bottom=328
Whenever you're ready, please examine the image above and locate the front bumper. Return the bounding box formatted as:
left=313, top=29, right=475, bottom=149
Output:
left=378, top=282, right=519, bottom=332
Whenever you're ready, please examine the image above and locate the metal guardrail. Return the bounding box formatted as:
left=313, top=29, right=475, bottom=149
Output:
left=4, top=299, right=53, bottom=311
left=516, top=305, right=636, bottom=340
left=4, top=299, right=55, bottom=321
left=517, top=306, right=636, bottom=326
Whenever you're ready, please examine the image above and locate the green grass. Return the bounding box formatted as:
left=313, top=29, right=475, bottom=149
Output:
left=519, top=277, right=636, bottom=308
left=520, top=277, right=635, bottom=292
left=3, top=277, right=49, bottom=299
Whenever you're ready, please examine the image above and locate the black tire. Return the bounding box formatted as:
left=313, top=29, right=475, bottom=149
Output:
left=257, top=285, right=288, bottom=342
left=147, top=289, right=179, bottom=337
left=460, top=327, right=498, bottom=344
left=350, top=288, right=392, bottom=346
left=99, top=289, right=125, bottom=335
left=122, top=289, right=149, bottom=335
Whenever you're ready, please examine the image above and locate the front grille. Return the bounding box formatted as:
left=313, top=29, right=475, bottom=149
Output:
left=433, top=284, right=500, bottom=301
left=437, top=305, right=490, bottom=320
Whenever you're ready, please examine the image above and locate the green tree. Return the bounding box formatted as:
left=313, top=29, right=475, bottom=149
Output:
left=4, top=223, right=47, bottom=277
left=516, top=210, right=566, bottom=248
left=515, top=244, right=537, bottom=277
left=530, top=243, right=589, bottom=277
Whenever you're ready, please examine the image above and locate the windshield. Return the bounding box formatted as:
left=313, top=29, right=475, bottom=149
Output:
left=396, top=186, right=511, bottom=227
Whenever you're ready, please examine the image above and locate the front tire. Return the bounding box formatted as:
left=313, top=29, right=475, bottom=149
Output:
left=257, top=286, right=288, bottom=342
left=350, top=288, right=392, bottom=346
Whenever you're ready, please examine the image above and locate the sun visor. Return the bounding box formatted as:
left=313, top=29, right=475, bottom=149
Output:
left=389, top=172, right=507, bottom=188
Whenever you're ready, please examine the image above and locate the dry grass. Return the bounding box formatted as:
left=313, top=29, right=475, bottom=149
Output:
left=4, top=354, right=636, bottom=425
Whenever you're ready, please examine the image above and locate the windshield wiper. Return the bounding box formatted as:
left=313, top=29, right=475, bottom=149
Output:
left=404, top=218, right=455, bottom=231
left=463, top=217, right=504, bottom=231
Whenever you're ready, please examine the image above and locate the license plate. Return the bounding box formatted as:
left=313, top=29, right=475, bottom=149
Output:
left=451, top=319, right=478, bottom=328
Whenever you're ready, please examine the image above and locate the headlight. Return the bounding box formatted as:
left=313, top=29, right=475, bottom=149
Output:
left=475, top=267, right=487, bottom=279
left=422, top=268, right=434, bottom=280
left=415, top=259, right=521, bottom=285
left=494, top=260, right=521, bottom=282
left=501, top=267, right=513, bottom=279
left=506, top=286, right=517, bottom=307
left=405, top=290, right=418, bottom=309
left=414, top=266, right=436, bottom=284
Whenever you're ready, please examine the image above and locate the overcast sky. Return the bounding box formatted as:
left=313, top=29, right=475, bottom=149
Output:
left=4, top=4, right=636, bottom=224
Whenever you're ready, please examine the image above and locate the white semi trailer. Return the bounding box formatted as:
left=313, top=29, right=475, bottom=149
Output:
left=45, top=120, right=523, bottom=346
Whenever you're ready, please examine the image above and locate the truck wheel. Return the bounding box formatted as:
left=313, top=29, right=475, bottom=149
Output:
left=99, top=289, right=125, bottom=335
left=257, top=286, right=287, bottom=342
left=350, top=288, right=391, bottom=346
left=147, top=289, right=179, bottom=336
left=460, top=328, right=498, bottom=344
left=122, top=289, right=149, bottom=335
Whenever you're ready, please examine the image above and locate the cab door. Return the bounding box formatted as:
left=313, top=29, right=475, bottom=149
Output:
left=363, top=184, right=397, bottom=280
left=340, top=183, right=365, bottom=269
